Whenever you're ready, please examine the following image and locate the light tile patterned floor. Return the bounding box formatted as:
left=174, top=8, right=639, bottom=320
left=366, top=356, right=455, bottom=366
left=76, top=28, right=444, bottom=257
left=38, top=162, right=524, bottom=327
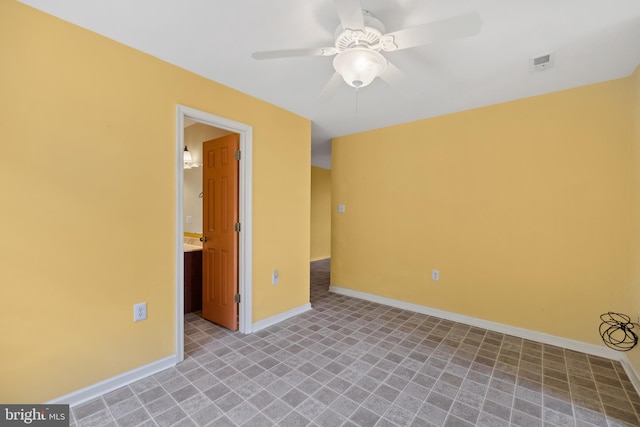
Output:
left=71, top=259, right=640, bottom=426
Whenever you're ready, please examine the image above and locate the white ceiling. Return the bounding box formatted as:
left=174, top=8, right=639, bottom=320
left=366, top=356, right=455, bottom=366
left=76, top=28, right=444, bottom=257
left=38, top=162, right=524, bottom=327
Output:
left=20, top=0, right=640, bottom=169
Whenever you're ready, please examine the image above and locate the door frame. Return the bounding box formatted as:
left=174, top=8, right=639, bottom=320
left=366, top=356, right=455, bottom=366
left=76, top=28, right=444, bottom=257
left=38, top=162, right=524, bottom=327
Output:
left=175, top=105, right=253, bottom=362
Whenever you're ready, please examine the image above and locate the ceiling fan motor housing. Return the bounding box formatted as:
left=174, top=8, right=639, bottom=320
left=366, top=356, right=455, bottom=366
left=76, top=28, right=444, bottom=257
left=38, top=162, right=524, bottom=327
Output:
left=334, top=11, right=386, bottom=51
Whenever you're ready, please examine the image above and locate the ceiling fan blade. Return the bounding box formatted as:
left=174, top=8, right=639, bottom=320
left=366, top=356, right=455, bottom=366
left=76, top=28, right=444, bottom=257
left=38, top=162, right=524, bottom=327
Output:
left=378, top=62, right=418, bottom=98
left=334, top=0, right=365, bottom=31
left=252, top=47, right=335, bottom=60
left=385, top=12, right=482, bottom=51
left=318, top=72, right=345, bottom=104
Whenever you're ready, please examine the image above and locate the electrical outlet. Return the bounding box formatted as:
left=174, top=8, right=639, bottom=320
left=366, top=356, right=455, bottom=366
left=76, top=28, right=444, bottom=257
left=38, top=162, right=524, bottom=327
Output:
left=272, top=269, right=279, bottom=285
left=432, top=270, right=440, bottom=281
left=134, top=302, right=147, bottom=322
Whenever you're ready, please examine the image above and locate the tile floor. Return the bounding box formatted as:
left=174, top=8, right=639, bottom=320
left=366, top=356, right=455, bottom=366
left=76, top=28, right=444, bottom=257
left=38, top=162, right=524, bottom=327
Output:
left=71, top=259, right=640, bottom=426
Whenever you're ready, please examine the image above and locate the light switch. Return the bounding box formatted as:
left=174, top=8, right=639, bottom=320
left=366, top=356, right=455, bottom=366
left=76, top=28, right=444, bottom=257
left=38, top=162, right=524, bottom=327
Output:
left=186, top=216, right=192, bottom=224
left=338, top=204, right=345, bottom=213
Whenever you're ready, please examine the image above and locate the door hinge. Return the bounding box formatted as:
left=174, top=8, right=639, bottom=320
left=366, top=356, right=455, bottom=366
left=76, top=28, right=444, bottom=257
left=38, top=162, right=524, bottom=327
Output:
left=234, top=222, right=241, bottom=232
left=234, top=294, right=241, bottom=303
left=235, top=150, right=241, bottom=161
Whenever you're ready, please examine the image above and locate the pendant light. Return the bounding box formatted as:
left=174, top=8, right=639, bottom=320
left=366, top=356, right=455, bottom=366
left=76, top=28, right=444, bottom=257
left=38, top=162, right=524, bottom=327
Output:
left=184, top=146, right=193, bottom=169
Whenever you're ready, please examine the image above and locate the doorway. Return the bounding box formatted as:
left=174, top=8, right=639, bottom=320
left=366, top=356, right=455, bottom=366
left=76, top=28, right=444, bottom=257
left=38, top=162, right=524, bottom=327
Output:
left=175, top=105, right=253, bottom=363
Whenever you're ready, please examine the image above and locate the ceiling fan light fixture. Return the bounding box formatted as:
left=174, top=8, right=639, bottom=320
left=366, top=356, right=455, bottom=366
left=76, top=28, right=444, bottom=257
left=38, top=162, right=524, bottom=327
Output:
left=333, top=47, right=387, bottom=88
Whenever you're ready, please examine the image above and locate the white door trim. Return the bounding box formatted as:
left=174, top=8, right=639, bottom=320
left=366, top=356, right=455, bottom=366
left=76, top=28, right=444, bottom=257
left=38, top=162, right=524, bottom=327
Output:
left=175, top=105, right=253, bottom=362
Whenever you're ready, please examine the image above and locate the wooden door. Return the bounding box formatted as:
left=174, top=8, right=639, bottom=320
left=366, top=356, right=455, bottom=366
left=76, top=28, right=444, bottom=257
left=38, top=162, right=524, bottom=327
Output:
left=201, top=134, right=239, bottom=330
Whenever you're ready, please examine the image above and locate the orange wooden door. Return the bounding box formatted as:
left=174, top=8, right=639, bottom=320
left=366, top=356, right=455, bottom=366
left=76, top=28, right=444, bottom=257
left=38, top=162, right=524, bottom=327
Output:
left=201, top=134, right=239, bottom=330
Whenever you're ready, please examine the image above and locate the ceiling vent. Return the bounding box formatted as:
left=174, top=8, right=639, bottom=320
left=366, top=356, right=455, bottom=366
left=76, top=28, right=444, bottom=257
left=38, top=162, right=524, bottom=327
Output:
left=531, top=52, right=553, bottom=71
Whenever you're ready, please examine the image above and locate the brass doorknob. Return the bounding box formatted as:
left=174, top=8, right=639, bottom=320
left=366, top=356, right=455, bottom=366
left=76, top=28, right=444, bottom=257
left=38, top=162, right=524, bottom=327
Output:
left=199, top=236, right=207, bottom=242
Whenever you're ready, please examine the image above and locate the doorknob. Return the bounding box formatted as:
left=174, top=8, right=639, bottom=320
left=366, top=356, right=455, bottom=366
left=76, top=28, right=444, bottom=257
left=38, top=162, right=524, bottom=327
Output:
left=199, top=236, right=207, bottom=242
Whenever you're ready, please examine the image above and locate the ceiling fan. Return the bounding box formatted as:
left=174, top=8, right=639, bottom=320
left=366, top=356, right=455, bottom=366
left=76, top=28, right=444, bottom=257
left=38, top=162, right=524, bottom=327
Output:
left=251, top=0, right=482, bottom=96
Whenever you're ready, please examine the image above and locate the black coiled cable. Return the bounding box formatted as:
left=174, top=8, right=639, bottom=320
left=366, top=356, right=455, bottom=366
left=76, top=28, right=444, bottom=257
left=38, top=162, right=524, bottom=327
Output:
left=599, top=312, right=638, bottom=351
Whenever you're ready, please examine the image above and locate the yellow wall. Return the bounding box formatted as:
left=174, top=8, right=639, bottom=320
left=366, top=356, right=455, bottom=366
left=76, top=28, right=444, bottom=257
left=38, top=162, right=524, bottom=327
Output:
left=629, top=66, right=640, bottom=372
left=0, top=2, right=309, bottom=402
left=332, top=76, right=635, bottom=347
left=311, top=166, right=332, bottom=261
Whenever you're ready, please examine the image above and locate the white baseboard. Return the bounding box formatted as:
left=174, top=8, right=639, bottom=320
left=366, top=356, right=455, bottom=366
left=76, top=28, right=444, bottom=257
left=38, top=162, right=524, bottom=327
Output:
left=252, top=303, right=312, bottom=332
left=329, top=285, right=625, bottom=362
left=620, top=355, right=640, bottom=396
left=47, top=355, right=177, bottom=407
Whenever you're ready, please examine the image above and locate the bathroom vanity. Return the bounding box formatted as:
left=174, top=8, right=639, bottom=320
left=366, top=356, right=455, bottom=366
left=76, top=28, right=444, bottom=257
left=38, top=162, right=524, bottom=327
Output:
left=184, top=245, right=202, bottom=313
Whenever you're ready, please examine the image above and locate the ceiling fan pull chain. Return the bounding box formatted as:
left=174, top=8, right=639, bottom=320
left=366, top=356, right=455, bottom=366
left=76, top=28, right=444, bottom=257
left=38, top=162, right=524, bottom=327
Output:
left=355, top=87, right=359, bottom=113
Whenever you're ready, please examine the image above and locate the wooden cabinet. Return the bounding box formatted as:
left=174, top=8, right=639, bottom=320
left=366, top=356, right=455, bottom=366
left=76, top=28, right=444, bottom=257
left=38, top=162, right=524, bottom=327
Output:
left=184, top=250, right=202, bottom=313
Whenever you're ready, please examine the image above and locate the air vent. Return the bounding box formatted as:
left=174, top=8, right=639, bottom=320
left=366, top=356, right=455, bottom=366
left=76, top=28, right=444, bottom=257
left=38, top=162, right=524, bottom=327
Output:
left=531, top=52, right=553, bottom=71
